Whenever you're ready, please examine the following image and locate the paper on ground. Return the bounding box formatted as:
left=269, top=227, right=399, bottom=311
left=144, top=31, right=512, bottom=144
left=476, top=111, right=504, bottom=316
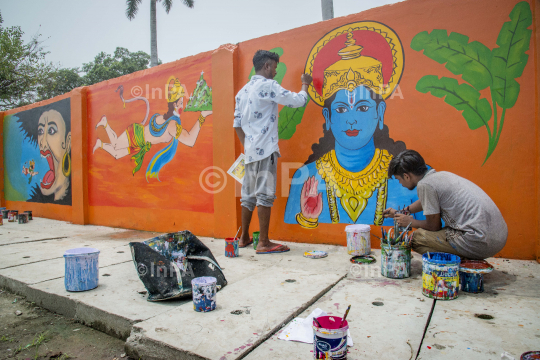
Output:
left=278, top=308, right=353, bottom=346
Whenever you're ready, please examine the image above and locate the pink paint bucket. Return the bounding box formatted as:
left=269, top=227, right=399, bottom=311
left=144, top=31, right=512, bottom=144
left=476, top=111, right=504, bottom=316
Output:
left=225, top=238, right=239, bottom=257
left=312, top=316, right=348, bottom=359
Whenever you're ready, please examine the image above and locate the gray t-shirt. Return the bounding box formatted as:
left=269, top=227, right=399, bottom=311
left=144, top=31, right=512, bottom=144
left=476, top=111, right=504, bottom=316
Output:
left=417, top=169, right=507, bottom=259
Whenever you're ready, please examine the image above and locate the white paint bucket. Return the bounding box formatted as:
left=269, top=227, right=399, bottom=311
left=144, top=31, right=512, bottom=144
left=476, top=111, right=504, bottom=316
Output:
left=345, top=224, right=371, bottom=256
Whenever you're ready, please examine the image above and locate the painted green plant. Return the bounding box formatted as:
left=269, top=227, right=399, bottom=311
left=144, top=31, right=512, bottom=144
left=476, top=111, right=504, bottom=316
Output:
left=411, top=1, right=532, bottom=164
left=248, top=47, right=309, bottom=140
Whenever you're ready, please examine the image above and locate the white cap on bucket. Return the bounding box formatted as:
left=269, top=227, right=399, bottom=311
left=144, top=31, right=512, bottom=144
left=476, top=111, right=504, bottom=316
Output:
left=344, top=224, right=371, bottom=232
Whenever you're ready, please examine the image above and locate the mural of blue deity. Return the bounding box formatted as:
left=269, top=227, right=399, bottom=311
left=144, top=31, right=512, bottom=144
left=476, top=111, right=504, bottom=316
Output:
left=284, top=22, right=424, bottom=228
left=3, top=98, right=72, bottom=205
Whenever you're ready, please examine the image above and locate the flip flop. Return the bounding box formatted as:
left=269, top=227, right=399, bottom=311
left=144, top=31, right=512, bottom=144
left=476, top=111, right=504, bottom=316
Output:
left=238, top=238, right=253, bottom=248
left=256, top=244, right=290, bottom=254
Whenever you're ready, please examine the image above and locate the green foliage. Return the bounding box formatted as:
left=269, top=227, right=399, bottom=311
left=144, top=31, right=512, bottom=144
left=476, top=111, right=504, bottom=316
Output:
left=82, top=47, right=151, bottom=85
left=416, top=76, right=491, bottom=130
left=36, top=68, right=85, bottom=101
left=278, top=98, right=310, bottom=140
left=0, top=13, right=55, bottom=110
left=411, top=1, right=532, bottom=164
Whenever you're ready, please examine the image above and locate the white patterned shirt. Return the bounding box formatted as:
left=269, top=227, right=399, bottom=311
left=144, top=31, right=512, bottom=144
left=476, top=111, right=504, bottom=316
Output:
left=233, top=75, right=307, bottom=164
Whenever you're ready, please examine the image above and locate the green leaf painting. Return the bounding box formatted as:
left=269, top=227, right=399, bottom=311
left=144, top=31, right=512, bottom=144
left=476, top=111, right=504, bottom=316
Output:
left=247, top=47, right=309, bottom=140
left=411, top=1, right=532, bottom=164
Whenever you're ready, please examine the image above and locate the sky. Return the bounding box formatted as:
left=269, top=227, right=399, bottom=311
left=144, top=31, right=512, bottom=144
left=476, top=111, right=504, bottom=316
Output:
left=1, top=0, right=403, bottom=69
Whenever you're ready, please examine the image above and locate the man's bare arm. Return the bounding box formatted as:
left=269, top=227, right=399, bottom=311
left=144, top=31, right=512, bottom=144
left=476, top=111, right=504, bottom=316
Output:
left=235, top=127, right=245, bottom=148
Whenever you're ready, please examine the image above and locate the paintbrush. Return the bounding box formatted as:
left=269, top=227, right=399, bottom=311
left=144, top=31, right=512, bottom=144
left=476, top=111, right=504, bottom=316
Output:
left=370, top=232, right=382, bottom=240
left=313, top=317, right=323, bottom=328
left=234, top=226, right=241, bottom=240
left=340, top=305, right=351, bottom=327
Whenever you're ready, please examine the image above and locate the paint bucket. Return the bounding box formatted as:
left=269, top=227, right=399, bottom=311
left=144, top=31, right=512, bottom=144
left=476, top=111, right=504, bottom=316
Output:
left=1, top=209, right=8, bottom=219
left=381, top=243, right=411, bottom=279
left=0, top=213, right=3, bottom=226
left=345, top=224, right=371, bottom=256
left=11, top=210, right=19, bottom=220
left=8, top=211, right=16, bottom=222
left=63, top=248, right=100, bottom=292
left=312, top=316, right=348, bottom=359
left=18, top=213, right=28, bottom=224
left=252, top=231, right=260, bottom=250
left=422, top=252, right=460, bottom=300
left=521, top=351, right=540, bottom=360
left=224, top=237, right=239, bottom=257
left=25, top=211, right=33, bottom=220
left=459, top=260, right=494, bottom=293
left=192, top=276, right=217, bottom=312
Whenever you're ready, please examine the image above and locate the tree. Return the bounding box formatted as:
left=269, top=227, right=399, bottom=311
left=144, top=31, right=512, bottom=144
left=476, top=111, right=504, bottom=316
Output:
left=0, top=12, right=55, bottom=110
left=126, top=0, right=194, bottom=67
left=36, top=68, right=85, bottom=101
left=82, top=47, right=151, bottom=85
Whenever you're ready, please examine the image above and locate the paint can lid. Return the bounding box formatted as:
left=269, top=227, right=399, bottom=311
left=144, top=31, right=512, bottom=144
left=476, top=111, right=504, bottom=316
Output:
left=459, top=260, right=494, bottom=274
left=350, top=255, right=376, bottom=264
left=345, top=224, right=371, bottom=232
left=304, top=251, right=328, bottom=259
left=64, top=248, right=100, bottom=257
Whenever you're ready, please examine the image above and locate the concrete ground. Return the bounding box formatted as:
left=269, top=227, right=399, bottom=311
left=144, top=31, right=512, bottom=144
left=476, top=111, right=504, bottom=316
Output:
left=0, top=218, right=539, bottom=360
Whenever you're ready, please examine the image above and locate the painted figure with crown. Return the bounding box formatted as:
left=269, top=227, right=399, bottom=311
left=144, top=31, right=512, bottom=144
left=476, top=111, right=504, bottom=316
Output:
left=284, top=22, right=425, bottom=228
left=93, top=76, right=212, bottom=181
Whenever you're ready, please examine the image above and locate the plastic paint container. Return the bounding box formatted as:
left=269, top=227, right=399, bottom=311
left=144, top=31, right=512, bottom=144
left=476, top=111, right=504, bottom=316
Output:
left=18, top=213, right=28, bottom=224
left=64, top=248, right=100, bottom=292
left=224, top=237, right=239, bottom=257
left=422, top=252, right=461, bottom=300
left=25, top=211, right=33, bottom=220
left=312, top=316, right=348, bottom=359
left=345, top=224, right=371, bottom=256
left=252, top=231, right=260, bottom=250
left=192, top=276, right=217, bottom=312
left=459, top=260, right=494, bottom=293
left=381, top=243, right=411, bottom=279
left=521, top=351, right=540, bottom=360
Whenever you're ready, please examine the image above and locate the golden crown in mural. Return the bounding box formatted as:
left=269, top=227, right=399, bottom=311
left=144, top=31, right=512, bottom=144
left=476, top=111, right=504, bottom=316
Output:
left=167, top=76, right=185, bottom=103
left=305, top=21, right=404, bottom=106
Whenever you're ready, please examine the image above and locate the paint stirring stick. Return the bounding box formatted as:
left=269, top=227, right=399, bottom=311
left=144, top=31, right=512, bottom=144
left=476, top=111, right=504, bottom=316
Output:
left=340, top=305, right=351, bottom=327
left=234, top=226, right=241, bottom=240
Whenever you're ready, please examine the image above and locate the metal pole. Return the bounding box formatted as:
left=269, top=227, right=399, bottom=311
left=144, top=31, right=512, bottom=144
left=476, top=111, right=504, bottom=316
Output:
left=321, top=0, right=334, bottom=20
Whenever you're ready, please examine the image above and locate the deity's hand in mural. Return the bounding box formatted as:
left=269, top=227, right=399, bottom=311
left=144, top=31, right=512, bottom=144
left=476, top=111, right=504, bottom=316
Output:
left=284, top=21, right=425, bottom=228
left=92, top=75, right=212, bottom=181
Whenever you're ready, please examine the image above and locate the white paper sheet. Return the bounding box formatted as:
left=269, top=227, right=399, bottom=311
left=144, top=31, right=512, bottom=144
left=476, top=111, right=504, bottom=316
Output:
left=278, top=308, right=353, bottom=346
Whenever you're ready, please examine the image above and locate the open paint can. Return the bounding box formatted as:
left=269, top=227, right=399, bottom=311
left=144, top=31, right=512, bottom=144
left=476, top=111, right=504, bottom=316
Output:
left=252, top=231, right=260, bottom=250
left=64, top=248, right=100, bottom=292
left=192, top=276, right=217, bottom=312
left=422, top=252, right=460, bottom=300
left=224, top=237, right=239, bottom=257
left=24, top=211, right=33, bottom=220
left=381, top=243, right=411, bottom=279
left=0, top=213, right=3, bottom=226
left=459, top=260, right=494, bottom=293
left=312, top=316, right=348, bottom=359
left=345, top=224, right=371, bottom=256
left=18, top=213, right=28, bottom=224
left=521, top=351, right=540, bottom=360
left=1, top=209, right=9, bottom=219
left=8, top=211, right=16, bottom=222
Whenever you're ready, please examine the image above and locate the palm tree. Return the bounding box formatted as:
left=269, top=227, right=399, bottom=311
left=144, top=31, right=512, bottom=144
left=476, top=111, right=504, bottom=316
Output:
left=126, top=0, right=194, bottom=67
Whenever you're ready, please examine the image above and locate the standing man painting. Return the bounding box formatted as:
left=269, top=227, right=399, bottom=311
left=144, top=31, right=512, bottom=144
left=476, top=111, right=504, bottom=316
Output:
left=383, top=150, right=507, bottom=260
left=234, top=50, right=312, bottom=254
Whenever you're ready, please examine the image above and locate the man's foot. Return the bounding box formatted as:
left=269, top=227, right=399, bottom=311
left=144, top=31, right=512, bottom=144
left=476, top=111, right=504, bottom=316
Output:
left=238, top=235, right=253, bottom=248
left=96, top=115, right=107, bottom=129
left=92, top=139, right=102, bottom=154
left=256, top=241, right=290, bottom=254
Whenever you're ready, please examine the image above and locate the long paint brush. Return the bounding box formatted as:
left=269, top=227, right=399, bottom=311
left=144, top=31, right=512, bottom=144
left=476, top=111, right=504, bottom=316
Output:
left=339, top=305, right=351, bottom=327
left=234, top=226, right=241, bottom=240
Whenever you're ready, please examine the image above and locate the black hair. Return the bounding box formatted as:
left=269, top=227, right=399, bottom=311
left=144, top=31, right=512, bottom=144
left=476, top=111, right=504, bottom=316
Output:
left=305, top=89, right=406, bottom=165
left=388, top=150, right=428, bottom=177
left=16, top=98, right=71, bottom=147
left=163, top=101, right=176, bottom=120
left=253, top=50, right=280, bottom=72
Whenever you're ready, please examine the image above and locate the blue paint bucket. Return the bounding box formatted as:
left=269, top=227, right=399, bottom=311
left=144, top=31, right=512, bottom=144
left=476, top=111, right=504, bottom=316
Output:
left=459, top=260, right=494, bottom=293
left=422, top=252, right=460, bottom=300
left=192, top=276, right=217, bottom=312
left=312, top=316, right=348, bottom=359
left=64, top=248, right=100, bottom=292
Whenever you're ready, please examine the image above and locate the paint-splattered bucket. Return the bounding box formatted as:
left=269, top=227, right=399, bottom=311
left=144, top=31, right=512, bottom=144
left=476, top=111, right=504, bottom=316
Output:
left=8, top=211, right=16, bottom=222
left=381, top=243, right=411, bottom=279
left=192, top=276, right=217, bottom=312
left=25, top=211, right=33, bottom=220
left=422, top=252, right=460, bottom=300
left=1, top=209, right=9, bottom=220
left=18, top=213, right=28, bottom=224
left=459, top=260, right=494, bottom=293
left=521, top=351, right=540, bottom=360
left=345, top=224, right=371, bottom=256
left=0, top=213, right=3, bottom=226
left=252, top=231, right=260, bottom=250
left=64, top=248, right=100, bottom=292
left=312, top=316, right=348, bottom=359
left=225, top=237, right=239, bottom=257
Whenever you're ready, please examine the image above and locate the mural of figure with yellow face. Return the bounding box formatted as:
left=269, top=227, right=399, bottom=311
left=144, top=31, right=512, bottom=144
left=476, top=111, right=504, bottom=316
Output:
left=285, top=22, right=425, bottom=227
left=92, top=76, right=212, bottom=181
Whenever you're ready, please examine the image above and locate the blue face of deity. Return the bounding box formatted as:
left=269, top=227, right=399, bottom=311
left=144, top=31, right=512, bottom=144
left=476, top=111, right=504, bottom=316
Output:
left=322, top=86, right=386, bottom=150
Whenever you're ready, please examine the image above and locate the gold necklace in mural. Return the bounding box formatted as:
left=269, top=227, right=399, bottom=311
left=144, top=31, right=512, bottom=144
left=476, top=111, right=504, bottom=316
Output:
left=315, top=148, right=392, bottom=225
